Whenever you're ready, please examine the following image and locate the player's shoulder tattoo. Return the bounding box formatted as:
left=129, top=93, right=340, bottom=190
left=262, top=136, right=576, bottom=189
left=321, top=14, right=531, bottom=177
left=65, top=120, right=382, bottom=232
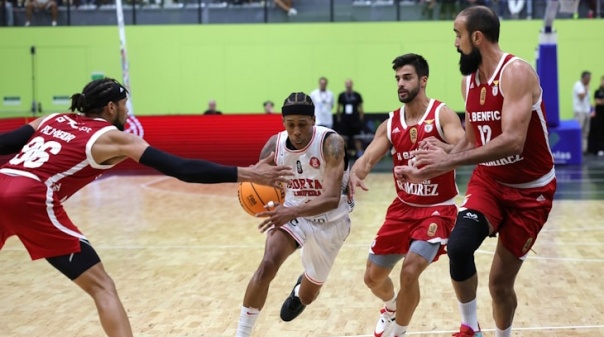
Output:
left=260, top=134, right=278, bottom=160
left=323, top=132, right=345, bottom=161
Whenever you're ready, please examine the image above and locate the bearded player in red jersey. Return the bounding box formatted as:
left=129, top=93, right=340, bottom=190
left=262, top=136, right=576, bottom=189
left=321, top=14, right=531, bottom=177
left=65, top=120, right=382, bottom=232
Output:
left=0, top=78, right=292, bottom=337
left=395, top=6, right=557, bottom=337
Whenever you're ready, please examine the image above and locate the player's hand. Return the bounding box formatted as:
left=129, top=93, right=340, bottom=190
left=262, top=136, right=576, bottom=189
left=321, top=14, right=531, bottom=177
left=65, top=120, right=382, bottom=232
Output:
left=419, top=137, right=450, bottom=152
left=249, top=152, right=293, bottom=188
left=256, top=202, right=296, bottom=233
left=348, top=172, right=368, bottom=197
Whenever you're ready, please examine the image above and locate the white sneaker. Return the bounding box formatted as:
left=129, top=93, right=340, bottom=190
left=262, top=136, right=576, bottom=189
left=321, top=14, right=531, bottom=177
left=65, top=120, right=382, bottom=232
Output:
left=51, top=21, right=57, bottom=26
left=287, top=7, right=297, bottom=16
left=24, top=21, right=30, bottom=27
left=598, top=150, right=604, bottom=156
left=374, top=307, right=395, bottom=337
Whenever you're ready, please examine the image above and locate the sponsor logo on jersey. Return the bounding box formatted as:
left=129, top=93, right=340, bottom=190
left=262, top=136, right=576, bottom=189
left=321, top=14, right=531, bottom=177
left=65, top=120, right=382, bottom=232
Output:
left=410, top=127, right=417, bottom=144
left=427, top=223, right=437, bottom=237
left=480, top=87, right=486, bottom=105
left=522, top=237, right=533, bottom=254
left=309, top=157, right=320, bottom=169
left=296, top=160, right=303, bottom=174
left=392, top=126, right=401, bottom=134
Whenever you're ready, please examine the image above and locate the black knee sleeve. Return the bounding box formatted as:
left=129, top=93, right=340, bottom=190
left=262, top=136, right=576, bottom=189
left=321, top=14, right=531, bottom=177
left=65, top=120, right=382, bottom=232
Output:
left=46, top=239, right=101, bottom=280
left=448, top=210, right=489, bottom=282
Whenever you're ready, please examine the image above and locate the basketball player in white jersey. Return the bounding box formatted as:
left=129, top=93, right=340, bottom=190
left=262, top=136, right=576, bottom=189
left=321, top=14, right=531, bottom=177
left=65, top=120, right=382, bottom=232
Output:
left=395, top=7, right=556, bottom=337
left=349, top=53, right=465, bottom=337
left=235, top=92, right=353, bottom=337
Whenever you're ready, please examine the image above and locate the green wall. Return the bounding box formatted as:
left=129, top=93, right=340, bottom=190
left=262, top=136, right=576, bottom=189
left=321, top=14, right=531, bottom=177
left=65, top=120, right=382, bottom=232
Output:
left=0, top=20, right=602, bottom=119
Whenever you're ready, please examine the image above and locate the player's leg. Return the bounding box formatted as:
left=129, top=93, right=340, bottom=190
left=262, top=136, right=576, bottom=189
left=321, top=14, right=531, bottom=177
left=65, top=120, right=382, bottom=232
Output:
left=390, top=241, right=437, bottom=337
left=488, top=240, right=522, bottom=337
left=237, top=228, right=297, bottom=336
left=46, top=239, right=133, bottom=337
left=366, top=201, right=409, bottom=336
left=490, top=181, right=554, bottom=337
left=281, top=217, right=350, bottom=321
left=243, top=228, right=297, bottom=308
left=448, top=209, right=490, bottom=336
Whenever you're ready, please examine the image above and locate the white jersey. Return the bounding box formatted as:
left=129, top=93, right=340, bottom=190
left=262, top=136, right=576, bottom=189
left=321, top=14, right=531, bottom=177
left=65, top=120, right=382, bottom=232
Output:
left=274, top=126, right=353, bottom=223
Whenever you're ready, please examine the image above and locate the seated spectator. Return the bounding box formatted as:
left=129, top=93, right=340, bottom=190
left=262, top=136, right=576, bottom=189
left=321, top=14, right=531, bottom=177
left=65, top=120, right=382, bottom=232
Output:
left=204, top=99, right=223, bottom=115
left=274, top=0, right=297, bottom=16
left=24, top=0, right=57, bottom=26
left=263, top=100, right=275, bottom=114
left=1, top=0, right=14, bottom=26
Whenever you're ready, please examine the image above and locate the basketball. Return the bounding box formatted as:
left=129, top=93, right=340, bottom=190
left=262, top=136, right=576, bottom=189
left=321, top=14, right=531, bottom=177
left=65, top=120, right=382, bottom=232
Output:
left=238, top=182, right=285, bottom=217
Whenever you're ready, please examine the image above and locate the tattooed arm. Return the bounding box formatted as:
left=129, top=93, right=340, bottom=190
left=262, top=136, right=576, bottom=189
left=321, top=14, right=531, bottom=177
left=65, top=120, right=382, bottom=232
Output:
left=259, top=134, right=279, bottom=163
left=290, top=132, right=346, bottom=217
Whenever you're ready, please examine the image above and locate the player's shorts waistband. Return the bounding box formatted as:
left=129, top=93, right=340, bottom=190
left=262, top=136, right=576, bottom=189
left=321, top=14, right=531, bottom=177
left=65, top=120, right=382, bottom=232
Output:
left=497, top=167, right=556, bottom=189
left=0, top=168, right=41, bottom=182
left=396, top=196, right=457, bottom=207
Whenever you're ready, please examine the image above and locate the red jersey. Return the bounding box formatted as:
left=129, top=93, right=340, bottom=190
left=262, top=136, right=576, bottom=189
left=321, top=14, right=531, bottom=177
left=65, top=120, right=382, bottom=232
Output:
left=388, top=99, right=458, bottom=206
left=465, top=53, right=555, bottom=186
left=1, top=113, right=117, bottom=201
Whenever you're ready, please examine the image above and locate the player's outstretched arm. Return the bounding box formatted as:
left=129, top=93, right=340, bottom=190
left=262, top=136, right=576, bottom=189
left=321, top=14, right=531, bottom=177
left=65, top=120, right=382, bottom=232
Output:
left=0, top=116, right=45, bottom=155
left=92, top=130, right=292, bottom=186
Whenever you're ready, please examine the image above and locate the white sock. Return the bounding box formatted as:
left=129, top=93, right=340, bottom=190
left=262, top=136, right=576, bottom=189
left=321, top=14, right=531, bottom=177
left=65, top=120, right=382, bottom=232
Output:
left=495, top=326, right=512, bottom=337
left=384, top=293, right=397, bottom=312
left=391, top=323, right=407, bottom=336
left=235, top=306, right=260, bottom=337
left=294, top=284, right=301, bottom=297
left=458, top=298, right=479, bottom=332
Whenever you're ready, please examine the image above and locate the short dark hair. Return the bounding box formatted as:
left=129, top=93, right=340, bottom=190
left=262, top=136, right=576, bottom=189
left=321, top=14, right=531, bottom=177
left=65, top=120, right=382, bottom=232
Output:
left=392, top=53, right=430, bottom=79
left=581, top=71, right=591, bottom=79
left=459, top=5, right=500, bottom=43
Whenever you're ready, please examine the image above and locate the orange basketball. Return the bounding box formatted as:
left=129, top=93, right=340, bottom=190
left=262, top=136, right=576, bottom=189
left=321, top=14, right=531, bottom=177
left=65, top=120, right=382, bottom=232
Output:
left=238, top=182, right=285, bottom=217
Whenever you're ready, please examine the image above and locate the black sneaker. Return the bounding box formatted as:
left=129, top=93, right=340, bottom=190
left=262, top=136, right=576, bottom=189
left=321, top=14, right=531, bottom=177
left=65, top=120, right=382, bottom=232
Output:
left=279, top=274, right=306, bottom=322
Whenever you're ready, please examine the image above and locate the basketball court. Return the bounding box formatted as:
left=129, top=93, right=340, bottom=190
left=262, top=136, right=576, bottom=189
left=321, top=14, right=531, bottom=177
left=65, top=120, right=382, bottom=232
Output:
left=1, top=155, right=603, bottom=336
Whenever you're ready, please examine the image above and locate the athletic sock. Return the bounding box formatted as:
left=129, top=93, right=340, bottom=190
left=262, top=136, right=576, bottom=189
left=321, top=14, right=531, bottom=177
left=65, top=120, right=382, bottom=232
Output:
left=235, top=306, right=260, bottom=337
left=458, top=298, right=479, bottom=332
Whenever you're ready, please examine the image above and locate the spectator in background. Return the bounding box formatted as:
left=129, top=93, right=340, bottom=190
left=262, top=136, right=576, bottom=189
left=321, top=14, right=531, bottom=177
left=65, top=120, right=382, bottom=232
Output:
left=439, top=0, right=459, bottom=20
left=310, top=77, right=335, bottom=129
left=274, top=0, right=297, bottom=16
left=588, top=75, right=604, bottom=156
left=336, top=79, right=365, bottom=159
left=24, top=0, right=57, bottom=26
left=573, top=71, right=592, bottom=153
left=1, top=0, right=14, bottom=26
left=420, top=0, right=436, bottom=19
left=263, top=100, right=275, bottom=114
left=204, top=99, right=222, bottom=115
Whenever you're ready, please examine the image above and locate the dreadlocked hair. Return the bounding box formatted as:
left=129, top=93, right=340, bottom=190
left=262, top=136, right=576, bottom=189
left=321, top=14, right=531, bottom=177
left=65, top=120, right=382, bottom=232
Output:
left=69, top=78, right=128, bottom=115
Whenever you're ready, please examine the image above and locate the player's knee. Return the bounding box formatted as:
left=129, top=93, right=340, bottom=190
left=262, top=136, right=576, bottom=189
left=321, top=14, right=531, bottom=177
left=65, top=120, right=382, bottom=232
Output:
left=254, top=260, right=280, bottom=284
left=447, top=210, right=489, bottom=260
left=448, top=210, right=489, bottom=281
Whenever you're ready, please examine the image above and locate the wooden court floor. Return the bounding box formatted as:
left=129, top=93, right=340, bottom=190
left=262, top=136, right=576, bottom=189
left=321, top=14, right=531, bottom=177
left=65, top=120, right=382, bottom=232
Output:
left=1, top=158, right=604, bottom=337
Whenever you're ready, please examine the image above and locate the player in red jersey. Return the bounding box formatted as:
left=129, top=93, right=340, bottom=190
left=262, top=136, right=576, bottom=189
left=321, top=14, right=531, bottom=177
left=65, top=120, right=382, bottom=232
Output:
left=349, top=53, right=465, bottom=337
left=394, top=7, right=557, bottom=337
left=0, top=78, right=292, bottom=337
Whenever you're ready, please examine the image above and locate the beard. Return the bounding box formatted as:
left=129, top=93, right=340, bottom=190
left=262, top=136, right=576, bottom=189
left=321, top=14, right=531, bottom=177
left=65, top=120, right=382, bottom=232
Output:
left=398, top=86, right=420, bottom=104
left=113, top=118, right=125, bottom=131
left=458, top=47, right=482, bottom=76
